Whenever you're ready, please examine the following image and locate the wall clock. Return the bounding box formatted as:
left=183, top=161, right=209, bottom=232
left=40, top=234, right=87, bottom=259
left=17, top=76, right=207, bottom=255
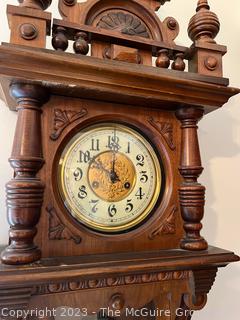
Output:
left=0, top=0, right=239, bottom=319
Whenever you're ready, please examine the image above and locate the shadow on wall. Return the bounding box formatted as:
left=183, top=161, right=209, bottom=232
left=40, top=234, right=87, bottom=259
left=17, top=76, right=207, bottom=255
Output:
left=199, top=94, right=240, bottom=246
left=0, top=105, right=17, bottom=245
left=193, top=264, right=240, bottom=320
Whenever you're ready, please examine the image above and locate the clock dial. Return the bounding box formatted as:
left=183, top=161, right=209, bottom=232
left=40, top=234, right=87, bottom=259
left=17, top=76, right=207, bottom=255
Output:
left=58, top=123, right=162, bottom=233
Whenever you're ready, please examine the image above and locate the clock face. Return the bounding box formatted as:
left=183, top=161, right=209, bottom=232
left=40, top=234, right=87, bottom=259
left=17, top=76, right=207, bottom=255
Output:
left=58, top=123, right=162, bottom=233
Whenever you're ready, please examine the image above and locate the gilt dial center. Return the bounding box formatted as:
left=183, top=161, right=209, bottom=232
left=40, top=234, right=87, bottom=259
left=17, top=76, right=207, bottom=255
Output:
left=88, top=151, right=136, bottom=202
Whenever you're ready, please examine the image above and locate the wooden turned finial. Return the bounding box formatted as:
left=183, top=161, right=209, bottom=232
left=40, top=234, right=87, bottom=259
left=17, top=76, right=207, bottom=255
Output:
left=73, top=32, right=89, bottom=55
left=188, top=0, right=220, bottom=43
left=196, top=0, right=210, bottom=11
left=52, top=27, right=69, bottom=51
left=18, top=0, right=52, bottom=10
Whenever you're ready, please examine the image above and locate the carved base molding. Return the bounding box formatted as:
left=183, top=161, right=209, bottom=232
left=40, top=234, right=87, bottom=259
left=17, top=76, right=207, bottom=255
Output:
left=0, top=248, right=238, bottom=319
left=0, top=268, right=218, bottom=320
left=33, top=270, right=190, bottom=295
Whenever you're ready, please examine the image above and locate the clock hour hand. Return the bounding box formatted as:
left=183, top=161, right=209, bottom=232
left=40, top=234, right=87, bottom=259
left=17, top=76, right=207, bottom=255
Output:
left=110, top=169, right=120, bottom=184
left=110, top=129, right=121, bottom=183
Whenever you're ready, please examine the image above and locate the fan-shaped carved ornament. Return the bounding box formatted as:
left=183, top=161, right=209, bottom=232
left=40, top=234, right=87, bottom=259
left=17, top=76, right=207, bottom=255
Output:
left=97, top=12, right=150, bottom=39
left=47, top=205, right=81, bottom=244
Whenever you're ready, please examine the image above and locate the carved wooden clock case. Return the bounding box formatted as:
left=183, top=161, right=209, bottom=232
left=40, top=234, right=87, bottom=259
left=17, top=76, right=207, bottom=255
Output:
left=0, top=0, right=239, bottom=319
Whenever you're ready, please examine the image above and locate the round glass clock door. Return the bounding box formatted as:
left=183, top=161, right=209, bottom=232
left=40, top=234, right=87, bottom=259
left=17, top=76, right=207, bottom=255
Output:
left=58, top=123, right=162, bottom=233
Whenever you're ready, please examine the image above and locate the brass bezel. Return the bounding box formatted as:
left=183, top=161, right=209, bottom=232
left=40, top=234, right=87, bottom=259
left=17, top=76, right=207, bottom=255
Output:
left=58, top=123, right=162, bottom=233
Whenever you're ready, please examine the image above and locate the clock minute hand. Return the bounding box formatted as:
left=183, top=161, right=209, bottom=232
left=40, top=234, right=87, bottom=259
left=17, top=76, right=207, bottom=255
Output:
left=110, top=128, right=121, bottom=183
left=91, top=159, right=110, bottom=175
left=91, top=158, right=119, bottom=183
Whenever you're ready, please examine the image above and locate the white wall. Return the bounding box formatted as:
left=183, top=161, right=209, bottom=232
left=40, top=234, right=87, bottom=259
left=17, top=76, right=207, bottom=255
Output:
left=0, top=1, right=239, bottom=319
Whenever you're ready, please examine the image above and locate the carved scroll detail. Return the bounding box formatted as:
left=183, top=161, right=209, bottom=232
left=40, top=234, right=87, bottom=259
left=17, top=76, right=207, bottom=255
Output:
left=47, top=205, right=81, bottom=244
left=97, top=12, right=150, bottom=39
left=148, top=117, right=176, bottom=150
left=33, top=270, right=189, bottom=295
left=50, top=108, right=88, bottom=140
left=149, top=205, right=177, bottom=239
left=176, top=268, right=217, bottom=319
left=193, top=268, right=217, bottom=296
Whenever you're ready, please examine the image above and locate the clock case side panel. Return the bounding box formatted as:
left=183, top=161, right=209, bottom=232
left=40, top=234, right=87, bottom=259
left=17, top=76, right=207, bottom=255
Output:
left=36, top=96, right=183, bottom=258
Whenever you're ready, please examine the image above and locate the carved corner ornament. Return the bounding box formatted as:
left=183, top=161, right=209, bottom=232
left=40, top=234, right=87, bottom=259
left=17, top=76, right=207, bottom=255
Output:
left=47, top=205, right=81, bottom=244
left=148, top=117, right=176, bottom=150
left=50, top=108, right=88, bottom=140
left=149, top=205, right=177, bottom=239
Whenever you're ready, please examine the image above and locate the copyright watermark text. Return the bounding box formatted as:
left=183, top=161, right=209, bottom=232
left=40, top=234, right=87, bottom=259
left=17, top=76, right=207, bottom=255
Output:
left=0, top=307, right=195, bottom=318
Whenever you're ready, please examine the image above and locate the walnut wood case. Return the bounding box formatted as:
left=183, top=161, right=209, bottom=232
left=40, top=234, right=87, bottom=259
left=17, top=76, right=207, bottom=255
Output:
left=0, top=0, right=239, bottom=319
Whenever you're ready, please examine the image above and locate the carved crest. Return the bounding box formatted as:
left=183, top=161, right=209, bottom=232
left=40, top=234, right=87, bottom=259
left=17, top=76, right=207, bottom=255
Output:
left=97, top=12, right=150, bottom=39
left=50, top=108, right=88, bottom=140
left=148, top=117, right=176, bottom=150
left=149, top=205, right=177, bottom=239
left=47, top=205, right=81, bottom=244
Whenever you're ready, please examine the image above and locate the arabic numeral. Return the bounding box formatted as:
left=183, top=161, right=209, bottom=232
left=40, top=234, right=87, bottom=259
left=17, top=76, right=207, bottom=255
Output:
left=140, top=171, right=148, bottom=183
left=107, top=134, right=121, bottom=151
left=89, top=200, right=99, bottom=213
left=78, top=150, right=91, bottom=163
left=90, top=139, right=100, bottom=151
left=125, top=200, right=133, bottom=213
left=135, top=187, right=145, bottom=200
left=78, top=185, right=87, bottom=199
left=126, top=142, right=131, bottom=154
left=73, top=167, right=83, bottom=181
left=136, top=154, right=144, bottom=166
left=108, top=204, right=117, bottom=217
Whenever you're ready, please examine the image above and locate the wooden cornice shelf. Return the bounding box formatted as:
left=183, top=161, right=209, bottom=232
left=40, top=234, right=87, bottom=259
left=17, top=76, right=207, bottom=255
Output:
left=0, top=44, right=238, bottom=112
left=0, top=247, right=238, bottom=287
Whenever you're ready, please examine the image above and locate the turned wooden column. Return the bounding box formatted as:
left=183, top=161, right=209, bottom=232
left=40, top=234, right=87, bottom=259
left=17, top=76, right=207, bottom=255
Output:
left=176, top=107, right=208, bottom=251
left=1, top=83, right=49, bottom=265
